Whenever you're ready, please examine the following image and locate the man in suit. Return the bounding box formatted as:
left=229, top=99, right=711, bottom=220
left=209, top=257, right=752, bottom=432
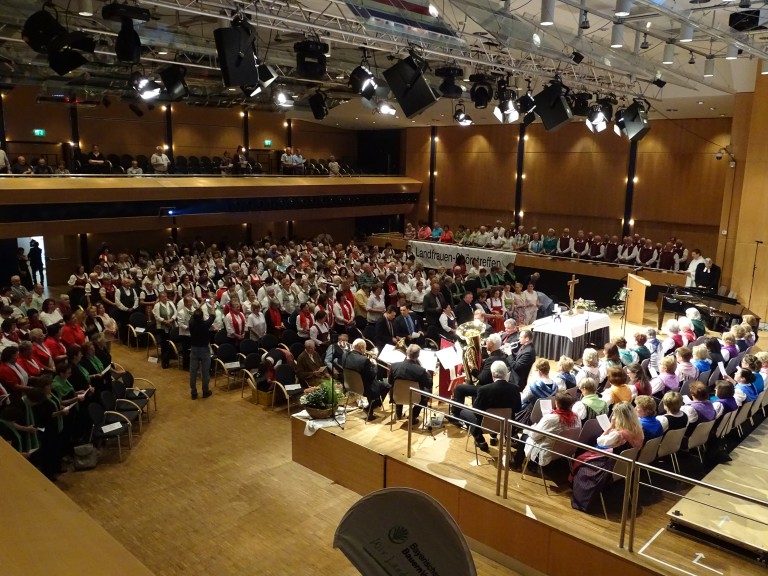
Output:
left=695, top=258, right=721, bottom=291
left=422, top=282, right=446, bottom=327
left=499, top=318, right=520, bottom=350
left=507, top=329, right=535, bottom=388
left=324, top=333, right=350, bottom=380
left=296, top=340, right=328, bottom=388
left=461, top=361, right=521, bottom=452
left=449, top=334, right=507, bottom=421
left=454, top=291, right=475, bottom=326
left=394, top=304, right=424, bottom=347
left=374, top=305, right=399, bottom=352
left=343, top=339, right=389, bottom=420
left=388, top=344, right=433, bottom=424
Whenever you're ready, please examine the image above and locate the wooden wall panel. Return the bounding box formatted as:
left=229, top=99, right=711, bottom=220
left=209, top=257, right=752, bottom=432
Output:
left=291, top=120, right=357, bottom=164
left=522, top=213, right=622, bottom=239
left=3, top=86, right=71, bottom=146
left=172, top=104, right=242, bottom=158
left=402, top=127, right=431, bottom=225
left=79, top=102, right=165, bottom=157
left=293, top=218, right=355, bottom=243
left=248, top=110, right=286, bottom=152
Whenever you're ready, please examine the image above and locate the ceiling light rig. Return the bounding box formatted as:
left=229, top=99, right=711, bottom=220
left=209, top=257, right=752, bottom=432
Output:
left=349, top=48, right=378, bottom=100
left=435, top=65, right=464, bottom=99
left=131, top=71, right=161, bottom=100
left=469, top=73, right=493, bottom=109
left=493, top=76, right=519, bottom=124
left=515, top=79, right=536, bottom=123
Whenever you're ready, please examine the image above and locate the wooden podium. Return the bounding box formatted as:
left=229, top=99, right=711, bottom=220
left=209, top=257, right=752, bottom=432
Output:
left=626, top=273, right=651, bottom=325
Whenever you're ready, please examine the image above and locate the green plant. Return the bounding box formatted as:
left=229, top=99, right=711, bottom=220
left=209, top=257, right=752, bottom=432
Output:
left=299, top=379, right=344, bottom=409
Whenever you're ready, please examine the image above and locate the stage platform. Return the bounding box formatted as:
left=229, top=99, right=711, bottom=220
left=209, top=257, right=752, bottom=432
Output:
left=667, top=422, right=768, bottom=564
left=291, top=409, right=767, bottom=576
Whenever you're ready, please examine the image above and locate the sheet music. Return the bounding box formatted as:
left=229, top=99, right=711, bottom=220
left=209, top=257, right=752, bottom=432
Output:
left=378, top=344, right=406, bottom=365
left=436, top=346, right=462, bottom=369
left=539, top=399, right=553, bottom=415
left=717, top=361, right=726, bottom=376
left=648, top=365, right=659, bottom=379
left=596, top=413, right=611, bottom=431
left=419, top=349, right=438, bottom=372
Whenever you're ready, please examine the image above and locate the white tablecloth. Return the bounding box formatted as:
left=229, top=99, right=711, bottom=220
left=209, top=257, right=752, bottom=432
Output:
left=531, top=312, right=610, bottom=340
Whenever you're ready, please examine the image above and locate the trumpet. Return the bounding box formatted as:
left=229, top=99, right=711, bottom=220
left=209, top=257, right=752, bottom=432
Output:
left=364, top=347, right=391, bottom=369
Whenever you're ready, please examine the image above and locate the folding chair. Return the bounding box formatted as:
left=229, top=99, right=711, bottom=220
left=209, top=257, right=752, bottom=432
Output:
left=521, top=427, right=581, bottom=495
left=271, top=364, right=303, bottom=415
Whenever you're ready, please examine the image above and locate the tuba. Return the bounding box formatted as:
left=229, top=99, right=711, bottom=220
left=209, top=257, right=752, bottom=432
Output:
left=456, top=320, right=485, bottom=383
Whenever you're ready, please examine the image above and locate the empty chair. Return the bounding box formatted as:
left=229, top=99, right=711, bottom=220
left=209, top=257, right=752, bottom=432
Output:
left=174, top=156, right=188, bottom=174
left=240, top=352, right=262, bottom=398
left=112, top=379, right=151, bottom=423
left=127, top=311, right=152, bottom=350
left=100, top=390, right=142, bottom=434
left=288, top=342, right=305, bottom=358
left=733, top=400, right=754, bottom=437
left=120, top=154, right=134, bottom=170
left=113, top=371, right=157, bottom=411
left=135, top=154, right=150, bottom=172
left=214, top=328, right=230, bottom=348
left=271, top=364, right=303, bottom=415
left=684, top=419, right=716, bottom=463
left=750, top=390, right=766, bottom=422
left=239, top=338, right=259, bottom=359
left=214, top=343, right=241, bottom=390
left=281, top=329, right=301, bottom=346
left=88, top=403, right=132, bottom=462
left=390, top=379, right=418, bottom=431
left=259, top=334, right=279, bottom=351
left=636, top=435, right=663, bottom=484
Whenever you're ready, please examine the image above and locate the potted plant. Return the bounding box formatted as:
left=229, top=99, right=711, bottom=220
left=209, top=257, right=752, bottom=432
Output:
left=300, top=379, right=344, bottom=419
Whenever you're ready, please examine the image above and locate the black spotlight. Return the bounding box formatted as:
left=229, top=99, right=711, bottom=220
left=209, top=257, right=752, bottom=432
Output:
left=624, top=99, right=651, bottom=141
left=652, top=78, right=667, bottom=88
left=294, top=39, right=329, bottom=79
left=515, top=81, right=536, bottom=115
left=435, top=65, right=464, bottom=99
left=115, top=17, right=141, bottom=64
left=128, top=103, right=144, bottom=117
left=568, top=92, right=592, bottom=116
left=614, top=106, right=627, bottom=136
left=308, top=90, right=328, bottom=120
left=349, top=63, right=377, bottom=100
left=22, top=10, right=95, bottom=76
left=160, top=64, right=188, bottom=100
left=571, top=51, right=584, bottom=64
left=468, top=73, right=492, bottom=108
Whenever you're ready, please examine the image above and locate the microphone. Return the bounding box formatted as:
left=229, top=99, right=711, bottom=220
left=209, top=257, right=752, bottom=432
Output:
left=756, top=240, right=764, bottom=244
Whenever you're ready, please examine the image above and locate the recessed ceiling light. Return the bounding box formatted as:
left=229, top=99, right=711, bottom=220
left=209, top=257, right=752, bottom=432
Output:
left=666, top=108, right=678, bottom=112
left=719, top=113, right=725, bottom=117
left=158, top=50, right=168, bottom=55
left=411, top=120, right=416, bottom=123
left=697, top=101, right=704, bottom=104
left=709, top=107, right=716, bottom=110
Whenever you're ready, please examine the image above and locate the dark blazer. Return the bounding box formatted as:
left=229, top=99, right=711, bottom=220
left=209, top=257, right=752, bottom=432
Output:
left=475, top=349, right=508, bottom=386
left=393, top=313, right=422, bottom=338
left=454, top=301, right=474, bottom=325
left=473, top=378, right=522, bottom=415
left=507, top=342, right=536, bottom=386
left=422, top=291, right=445, bottom=327
left=388, top=359, right=432, bottom=390
left=374, top=316, right=396, bottom=351
left=343, top=350, right=377, bottom=391
left=695, top=263, right=721, bottom=291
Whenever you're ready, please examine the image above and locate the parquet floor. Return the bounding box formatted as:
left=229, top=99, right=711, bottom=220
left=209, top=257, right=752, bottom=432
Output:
left=55, top=343, right=522, bottom=576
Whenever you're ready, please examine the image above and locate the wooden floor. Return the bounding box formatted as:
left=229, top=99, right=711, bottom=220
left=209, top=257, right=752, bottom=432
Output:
left=667, top=421, right=768, bottom=561
left=54, top=343, right=521, bottom=576
left=45, top=301, right=766, bottom=576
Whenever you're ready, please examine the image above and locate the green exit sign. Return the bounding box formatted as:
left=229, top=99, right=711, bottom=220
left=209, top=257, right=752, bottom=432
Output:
left=32, top=129, right=46, bottom=137
left=263, top=139, right=272, bottom=147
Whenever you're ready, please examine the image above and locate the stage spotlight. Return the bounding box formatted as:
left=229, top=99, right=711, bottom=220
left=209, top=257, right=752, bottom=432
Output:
left=242, top=85, right=262, bottom=97
left=571, top=51, right=584, bottom=64
left=469, top=74, right=492, bottom=109
left=679, top=23, right=694, bottom=43
left=435, top=65, right=464, bottom=99
left=569, top=92, right=592, bottom=116
left=274, top=86, right=293, bottom=107
left=294, top=39, right=329, bottom=80
left=132, top=72, right=161, bottom=100
left=515, top=80, right=536, bottom=115
left=688, top=52, right=696, bottom=65
left=534, top=78, right=573, bottom=131
left=652, top=78, right=666, bottom=88
left=493, top=77, right=519, bottom=123
left=586, top=99, right=613, bottom=133
left=349, top=64, right=377, bottom=100
left=579, top=11, right=590, bottom=30
left=378, top=100, right=396, bottom=115
left=615, top=0, right=632, bottom=18
left=128, top=103, right=144, bottom=117
left=78, top=0, right=94, bottom=17
left=640, top=33, right=650, bottom=49
left=308, top=90, right=328, bottom=120
left=611, top=23, right=625, bottom=49
left=22, top=9, right=95, bottom=76
left=613, top=106, right=626, bottom=136
left=115, top=17, right=141, bottom=64
left=726, top=45, right=739, bottom=60
left=159, top=64, right=188, bottom=101
left=453, top=100, right=472, bottom=125
left=624, top=99, right=650, bottom=141
left=382, top=50, right=438, bottom=118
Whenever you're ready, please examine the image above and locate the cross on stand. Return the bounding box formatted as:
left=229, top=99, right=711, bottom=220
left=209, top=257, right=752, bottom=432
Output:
left=567, top=274, right=580, bottom=315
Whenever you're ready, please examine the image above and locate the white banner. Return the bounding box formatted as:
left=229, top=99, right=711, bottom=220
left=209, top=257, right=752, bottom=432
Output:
left=409, top=240, right=516, bottom=270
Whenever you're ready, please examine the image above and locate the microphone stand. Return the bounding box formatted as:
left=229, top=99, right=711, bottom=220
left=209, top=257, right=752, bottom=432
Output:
left=747, top=240, right=763, bottom=309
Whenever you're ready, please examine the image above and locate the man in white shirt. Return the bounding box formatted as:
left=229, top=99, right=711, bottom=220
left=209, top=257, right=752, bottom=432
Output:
left=126, top=160, right=143, bottom=176
left=0, top=147, right=10, bottom=173
left=685, top=249, right=705, bottom=288
left=151, top=146, right=170, bottom=173
left=281, top=147, right=294, bottom=174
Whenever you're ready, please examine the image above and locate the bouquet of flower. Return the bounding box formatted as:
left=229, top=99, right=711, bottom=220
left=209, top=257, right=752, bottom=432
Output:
left=300, top=379, right=344, bottom=415
left=574, top=298, right=597, bottom=311
left=615, top=286, right=630, bottom=302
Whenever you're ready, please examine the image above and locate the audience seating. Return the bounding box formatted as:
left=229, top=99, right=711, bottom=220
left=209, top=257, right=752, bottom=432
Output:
left=390, top=379, right=418, bottom=431
left=521, top=426, right=581, bottom=496
left=599, top=446, right=640, bottom=520
left=271, top=364, right=302, bottom=415
left=342, top=369, right=368, bottom=422
left=685, top=420, right=716, bottom=463
left=467, top=407, right=512, bottom=466
left=87, top=403, right=133, bottom=462
left=100, top=390, right=143, bottom=434
left=213, top=343, right=240, bottom=390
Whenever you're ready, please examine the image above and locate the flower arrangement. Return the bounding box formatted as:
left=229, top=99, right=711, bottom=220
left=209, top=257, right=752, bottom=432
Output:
left=615, top=286, right=630, bottom=302
left=300, top=379, right=344, bottom=418
left=573, top=298, right=597, bottom=312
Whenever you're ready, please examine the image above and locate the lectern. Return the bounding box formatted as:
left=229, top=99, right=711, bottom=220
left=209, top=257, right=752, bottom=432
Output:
left=626, top=273, right=651, bottom=325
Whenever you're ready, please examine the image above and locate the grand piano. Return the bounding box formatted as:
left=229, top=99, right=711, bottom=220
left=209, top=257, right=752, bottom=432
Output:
left=656, top=286, right=759, bottom=331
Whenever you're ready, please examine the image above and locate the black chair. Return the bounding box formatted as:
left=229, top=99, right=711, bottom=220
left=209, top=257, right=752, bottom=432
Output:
left=289, top=342, right=305, bottom=358
left=240, top=352, right=262, bottom=398
left=259, top=334, right=279, bottom=351
left=135, top=154, right=150, bottom=172
left=214, top=328, right=230, bottom=348
left=100, top=390, right=142, bottom=433
left=87, top=403, right=132, bottom=462
left=113, top=379, right=151, bottom=423
left=239, top=338, right=259, bottom=359
left=120, top=154, right=134, bottom=170
left=174, top=156, right=188, bottom=174
left=272, top=364, right=303, bottom=415
left=188, top=156, right=201, bottom=173
left=114, top=370, right=157, bottom=411
left=281, top=329, right=301, bottom=346
left=214, top=343, right=240, bottom=390
left=128, top=311, right=156, bottom=353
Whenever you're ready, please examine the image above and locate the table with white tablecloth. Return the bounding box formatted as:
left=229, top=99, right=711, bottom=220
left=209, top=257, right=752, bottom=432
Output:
left=531, top=312, right=611, bottom=360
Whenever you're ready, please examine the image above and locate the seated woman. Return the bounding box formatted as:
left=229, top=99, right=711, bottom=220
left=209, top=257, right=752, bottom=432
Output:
left=635, top=395, right=663, bottom=441
left=677, top=317, right=696, bottom=346
left=553, top=356, right=576, bottom=391
left=39, top=298, right=64, bottom=328
left=621, top=364, right=643, bottom=397
left=650, top=355, right=679, bottom=397
left=572, top=377, right=608, bottom=421
left=528, top=232, right=544, bottom=254
left=656, top=391, right=689, bottom=432
left=511, top=391, right=581, bottom=470
left=521, top=359, right=557, bottom=408
left=438, top=303, right=457, bottom=342
left=602, top=366, right=633, bottom=405
left=614, top=336, right=636, bottom=366
left=16, top=341, right=43, bottom=378
left=60, top=312, right=86, bottom=349
left=598, top=343, right=622, bottom=382
left=660, top=320, right=683, bottom=356
left=685, top=307, right=706, bottom=338
left=595, top=402, right=644, bottom=451
left=691, top=344, right=712, bottom=375
left=681, top=381, right=716, bottom=431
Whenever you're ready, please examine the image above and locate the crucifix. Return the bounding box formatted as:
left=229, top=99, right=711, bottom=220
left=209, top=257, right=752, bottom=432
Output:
left=567, top=274, right=580, bottom=315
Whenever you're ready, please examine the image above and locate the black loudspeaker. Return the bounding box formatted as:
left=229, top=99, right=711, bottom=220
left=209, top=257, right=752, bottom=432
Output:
left=308, top=92, right=328, bottom=120
left=533, top=83, right=573, bottom=131
left=382, top=57, right=438, bottom=119
left=624, top=102, right=650, bottom=142
left=729, top=10, right=768, bottom=33
left=214, top=26, right=259, bottom=87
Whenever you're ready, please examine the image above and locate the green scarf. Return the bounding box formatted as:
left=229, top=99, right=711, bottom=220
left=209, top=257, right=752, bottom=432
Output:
left=89, top=355, right=104, bottom=373
left=20, top=396, right=40, bottom=453
left=47, top=394, right=63, bottom=433
left=52, top=375, right=75, bottom=399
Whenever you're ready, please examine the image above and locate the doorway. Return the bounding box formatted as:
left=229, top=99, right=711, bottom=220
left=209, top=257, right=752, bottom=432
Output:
left=17, top=236, right=46, bottom=287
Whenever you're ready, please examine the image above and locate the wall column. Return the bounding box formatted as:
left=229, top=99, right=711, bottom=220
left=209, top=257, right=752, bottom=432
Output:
left=514, top=124, right=526, bottom=229
left=622, top=140, right=638, bottom=238
left=165, top=105, right=174, bottom=162
left=428, top=127, right=437, bottom=226
left=719, top=69, right=768, bottom=318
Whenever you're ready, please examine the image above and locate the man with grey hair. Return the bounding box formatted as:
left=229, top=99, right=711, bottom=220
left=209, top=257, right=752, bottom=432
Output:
left=695, top=257, right=721, bottom=292
left=344, top=338, right=389, bottom=420
left=388, top=344, right=433, bottom=425
left=460, top=360, right=522, bottom=453
left=296, top=339, right=327, bottom=388
left=500, top=318, right=520, bottom=349
left=449, top=333, right=508, bottom=424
